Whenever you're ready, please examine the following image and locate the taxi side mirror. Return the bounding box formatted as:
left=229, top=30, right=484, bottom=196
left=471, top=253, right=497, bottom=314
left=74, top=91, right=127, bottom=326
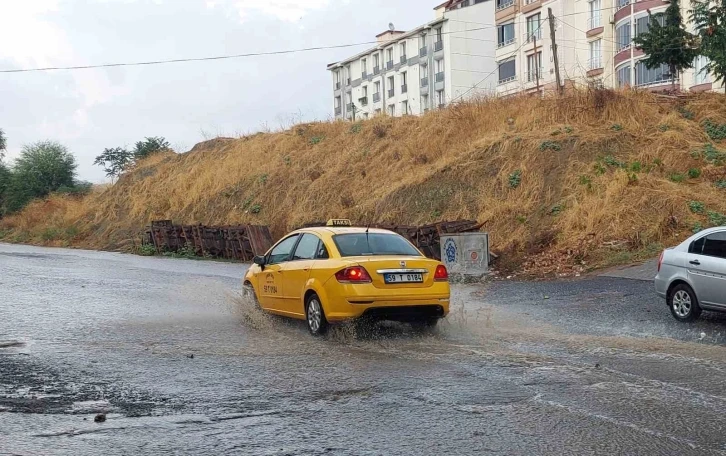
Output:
left=253, top=255, right=266, bottom=269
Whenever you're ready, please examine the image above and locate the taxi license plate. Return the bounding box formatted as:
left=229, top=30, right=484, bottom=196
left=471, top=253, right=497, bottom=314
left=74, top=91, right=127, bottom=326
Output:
left=384, top=273, right=423, bottom=284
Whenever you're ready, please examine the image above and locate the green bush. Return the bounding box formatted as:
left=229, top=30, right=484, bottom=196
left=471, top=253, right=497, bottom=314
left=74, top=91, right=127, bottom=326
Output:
left=703, top=120, right=726, bottom=141
left=259, top=174, right=268, bottom=184
left=508, top=170, right=522, bottom=188
left=658, top=124, right=670, bottom=132
left=701, top=143, right=726, bottom=165
left=250, top=203, right=262, bottom=214
left=550, top=203, right=565, bottom=215
left=579, top=175, right=592, bottom=189
left=692, top=222, right=704, bottom=234
left=707, top=211, right=726, bottom=226
left=604, top=155, right=626, bottom=168
left=689, top=201, right=705, bottom=213
left=611, top=124, right=624, bottom=131
left=283, top=156, right=291, bottom=166
left=564, top=126, right=574, bottom=134
left=630, top=161, right=642, bottom=173
left=669, top=173, right=686, bottom=183
left=678, top=107, right=695, bottom=120
left=716, top=180, right=726, bottom=189
left=137, top=243, right=157, bottom=256
left=349, top=123, right=362, bottom=134
left=539, top=141, right=561, bottom=151
left=309, top=136, right=325, bottom=145
left=688, top=168, right=702, bottom=179
left=593, top=163, right=606, bottom=175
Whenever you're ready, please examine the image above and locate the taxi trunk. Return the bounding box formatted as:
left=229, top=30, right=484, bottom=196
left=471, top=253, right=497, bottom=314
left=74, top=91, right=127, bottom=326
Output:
left=349, top=256, right=442, bottom=289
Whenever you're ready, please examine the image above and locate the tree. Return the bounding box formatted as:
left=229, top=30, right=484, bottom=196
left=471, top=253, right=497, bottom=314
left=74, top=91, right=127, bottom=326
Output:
left=0, top=128, right=6, bottom=160
left=94, top=147, right=133, bottom=180
left=133, top=137, right=170, bottom=160
left=691, top=0, right=726, bottom=85
left=633, top=0, right=698, bottom=91
left=4, top=141, right=77, bottom=212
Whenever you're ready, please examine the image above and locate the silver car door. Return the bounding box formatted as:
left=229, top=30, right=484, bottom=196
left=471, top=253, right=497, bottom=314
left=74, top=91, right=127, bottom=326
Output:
left=687, top=231, right=726, bottom=307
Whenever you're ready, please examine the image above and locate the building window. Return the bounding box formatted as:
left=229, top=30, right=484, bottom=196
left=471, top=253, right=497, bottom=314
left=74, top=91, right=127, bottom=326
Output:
left=616, top=65, right=631, bottom=87
left=373, top=81, right=381, bottom=102
left=436, top=89, right=445, bottom=108
left=635, top=14, right=665, bottom=38
left=616, top=0, right=630, bottom=10
left=345, top=65, right=351, bottom=85
left=694, top=56, right=710, bottom=85
left=388, top=76, right=395, bottom=97
left=526, top=52, right=543, bottom=82
left=361, top=58, right=367, bottom=77
left=373, top=53, right=380, bottom=74
left=497, top=0, right=515, bottom=10
left=388, top=104, right=395, bottom=116
left=363, top=112, right=369, bottom=119
left=498, top=22, right=515, bottom=48
left=616, top=23, right=631, bottom=51
left=421, top=94, right=429, bottom=110
left=434, top=28, right=443, bottom=51
left=400, top=41, right=407, bottom=60
left=588, top=0, right=602, bottom=29
left=498, top=59, right=516, bottom=84
left=588, top=39, right=602, bottom=70
left=635, top=61, right=673, bottom=86
left=526, top=13, right=542, bottom=42
left=401, top=100, right=408, bottom=115
left=401, top=71, right=408, bottom=93
left=386, top=47, right=394, bottom=67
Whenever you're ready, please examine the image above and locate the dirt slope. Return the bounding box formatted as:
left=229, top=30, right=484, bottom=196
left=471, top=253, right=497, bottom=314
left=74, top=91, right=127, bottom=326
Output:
left=2, top=90, right=726, bottom=275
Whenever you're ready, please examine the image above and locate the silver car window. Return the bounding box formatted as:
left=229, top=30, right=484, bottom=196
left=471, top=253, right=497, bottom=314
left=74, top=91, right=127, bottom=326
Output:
left=703, top=231, right=726, bottom=259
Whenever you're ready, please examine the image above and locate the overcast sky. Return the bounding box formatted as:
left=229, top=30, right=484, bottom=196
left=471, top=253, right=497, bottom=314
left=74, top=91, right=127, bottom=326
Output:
left=0, top=0, right=435, bottom=182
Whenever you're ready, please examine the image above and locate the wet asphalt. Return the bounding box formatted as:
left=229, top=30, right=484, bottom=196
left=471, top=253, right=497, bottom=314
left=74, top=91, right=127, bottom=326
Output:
left=2, top=243, right=726, bottom=455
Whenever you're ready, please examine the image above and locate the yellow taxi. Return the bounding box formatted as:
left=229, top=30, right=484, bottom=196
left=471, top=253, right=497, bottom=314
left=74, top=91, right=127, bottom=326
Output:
left=243, top=220, right=450, bottom=335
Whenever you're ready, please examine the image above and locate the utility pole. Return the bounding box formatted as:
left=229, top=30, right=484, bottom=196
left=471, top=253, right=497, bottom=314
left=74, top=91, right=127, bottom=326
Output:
left=352, top=104, right=356, bottom=122
left=547, top=8, right=563, bottom=96
left=533, top=34, right=541, bottom=94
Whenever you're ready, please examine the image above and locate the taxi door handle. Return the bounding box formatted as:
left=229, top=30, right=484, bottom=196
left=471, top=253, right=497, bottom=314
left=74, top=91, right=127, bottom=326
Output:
left=690, top=260, right=701, bottom=266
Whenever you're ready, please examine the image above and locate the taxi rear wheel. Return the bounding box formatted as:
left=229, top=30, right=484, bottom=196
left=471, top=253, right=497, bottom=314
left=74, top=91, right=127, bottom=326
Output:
left=243, top=281, right=260, bottom=308
left=411, top=318, right=439, bottom=331
left=305, top=293, right=329, bottom=336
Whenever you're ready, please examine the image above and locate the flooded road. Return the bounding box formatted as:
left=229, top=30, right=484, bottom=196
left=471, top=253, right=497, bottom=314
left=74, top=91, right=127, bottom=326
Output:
left=2, top=243, right=726, bottom=455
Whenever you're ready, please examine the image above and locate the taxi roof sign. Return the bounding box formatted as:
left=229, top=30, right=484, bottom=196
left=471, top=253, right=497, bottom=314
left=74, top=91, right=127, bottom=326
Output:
left=326, top=219, right=352, bottom=227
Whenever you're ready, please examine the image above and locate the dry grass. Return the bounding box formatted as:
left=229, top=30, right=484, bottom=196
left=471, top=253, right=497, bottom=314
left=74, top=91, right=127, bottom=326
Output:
left=2, top=89, right=725, bottom=271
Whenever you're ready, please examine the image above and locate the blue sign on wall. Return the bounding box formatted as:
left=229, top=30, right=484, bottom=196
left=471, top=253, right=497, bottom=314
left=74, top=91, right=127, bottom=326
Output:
left=444, top=238, right=457, bottom=264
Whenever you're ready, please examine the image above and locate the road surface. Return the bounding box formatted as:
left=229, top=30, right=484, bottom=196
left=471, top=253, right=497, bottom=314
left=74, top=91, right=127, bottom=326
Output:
left=2, top=243, right=726, bottom=455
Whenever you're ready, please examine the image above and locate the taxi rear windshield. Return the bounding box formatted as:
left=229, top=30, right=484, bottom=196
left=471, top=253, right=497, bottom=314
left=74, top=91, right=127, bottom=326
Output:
left=332, top=233, right=421, bottom=257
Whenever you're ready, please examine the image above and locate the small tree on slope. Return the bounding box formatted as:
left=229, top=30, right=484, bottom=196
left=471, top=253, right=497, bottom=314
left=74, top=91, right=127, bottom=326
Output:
left=633, top=0, right=698, bottom=91
left=691, top=0, right=726, bottom=85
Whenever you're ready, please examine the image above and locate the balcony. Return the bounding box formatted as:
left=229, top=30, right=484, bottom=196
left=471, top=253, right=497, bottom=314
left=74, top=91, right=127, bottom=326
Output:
left=346, top=78, right=351, bottom=86
left=616, top=0, right=630, bottom=11
left=525, top=68, right=544, bottom=82
left=496, top=0, right=515, bottom=10
left=421, top=77, right=429, bottom=87
left=373, top=92, right=381, bottom=103
left=335, top=107, right=342, bottom=116
left=359, top=96, right=368, bottom=106
left=498, top=75, right=517, bottom=84
left=438, top=103, right=446, bottom=110
left=387, top=88, right=394, bottom=98
left=587, top=15, right=602, bottom=30
left=362, top=72, right=368, bottom=80
left=386, top=60, right=394, bottom=70
left=400, top=55, right=407, bottom=64
left=335, top=82, right=341, bottom=90
left=435, top=72, right=445, bottom=82
left=498, top=38, right=515, bottom=49
left=373, top=66, right=380, bottom=75
left=588, top=57, right=603, bottom=70
left=346, top=103, right=354, bottom=111
left=434, top=40, right=443, bottom=52
left=420, top=46, right=427, bottom=57
left=527, top=31, right=542, bottom=43
left=401, top=84, right=408, bottom=94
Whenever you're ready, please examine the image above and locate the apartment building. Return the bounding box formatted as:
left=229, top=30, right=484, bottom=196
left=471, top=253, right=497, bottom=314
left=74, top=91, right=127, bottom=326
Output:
left=493, top=0, right=724, bottom=95
left=327, top=0, right=498, bottom=120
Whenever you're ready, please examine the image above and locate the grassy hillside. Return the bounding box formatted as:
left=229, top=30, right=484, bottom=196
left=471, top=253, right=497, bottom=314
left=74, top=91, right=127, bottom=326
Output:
left=2, top=90, right=726, bottom=274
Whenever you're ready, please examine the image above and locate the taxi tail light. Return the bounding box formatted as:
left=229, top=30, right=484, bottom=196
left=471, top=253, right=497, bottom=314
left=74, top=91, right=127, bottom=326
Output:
left=335, top=266, right=372, bottom=283
left=434, top=265, right=449, bottom=281
left=657, top=250, right=664, bottom=272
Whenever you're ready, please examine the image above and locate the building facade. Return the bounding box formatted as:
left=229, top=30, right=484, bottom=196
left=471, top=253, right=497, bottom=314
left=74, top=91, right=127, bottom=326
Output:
left=327, top=0, right=498, bottom=120
left=327, top=0, right=723, bottom=118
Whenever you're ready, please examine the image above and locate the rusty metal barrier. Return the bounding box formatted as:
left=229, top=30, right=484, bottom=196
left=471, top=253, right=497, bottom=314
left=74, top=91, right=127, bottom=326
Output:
left=295, top=220, right=483, bottom=261
left=145, top=220, right=273, bottom=261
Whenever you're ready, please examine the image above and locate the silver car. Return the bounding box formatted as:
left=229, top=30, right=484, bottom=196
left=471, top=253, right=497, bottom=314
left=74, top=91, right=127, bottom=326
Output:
left=655, top=227, right=726, bottom=321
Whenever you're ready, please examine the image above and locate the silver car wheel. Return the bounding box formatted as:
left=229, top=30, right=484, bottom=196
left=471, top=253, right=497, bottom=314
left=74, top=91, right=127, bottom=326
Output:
left=307, top=298, right=322, bottom=333
left=673, top=290, right=692, bottom=318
